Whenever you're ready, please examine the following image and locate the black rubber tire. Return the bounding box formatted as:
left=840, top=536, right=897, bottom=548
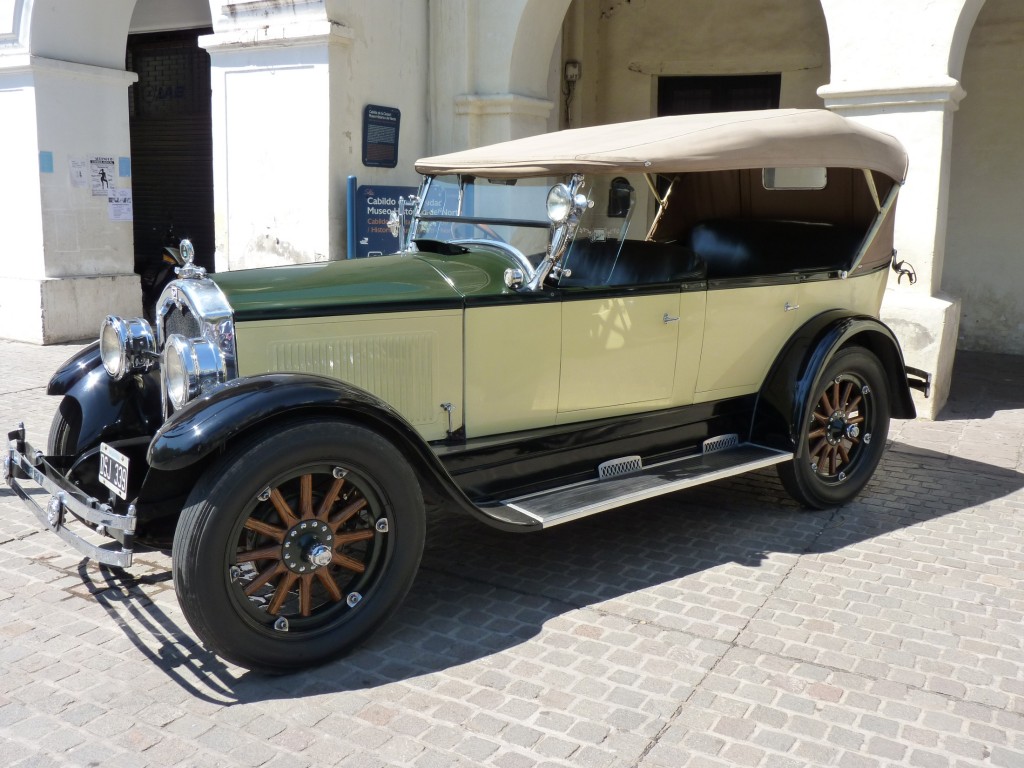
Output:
left=47, top=397, right=81, bottom=456
left=777, top=347, right=890, bottom=509
left=171, top=419, right=425, bottom=673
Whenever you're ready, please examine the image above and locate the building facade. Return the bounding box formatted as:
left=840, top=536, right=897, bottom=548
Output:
left=0, top=0, right=1017, bottom=418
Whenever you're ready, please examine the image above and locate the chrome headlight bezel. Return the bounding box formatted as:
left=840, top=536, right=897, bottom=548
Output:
left=99, top=316, right=156, bottom=381
left=546, top=183, right=574, bottom=224
left=162, top=334, right=228, bottom=411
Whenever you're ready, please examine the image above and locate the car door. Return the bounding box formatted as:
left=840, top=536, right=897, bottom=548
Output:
left=694, top=281, right=800, bottom=401
left=556, top=284, right=706, bottom=418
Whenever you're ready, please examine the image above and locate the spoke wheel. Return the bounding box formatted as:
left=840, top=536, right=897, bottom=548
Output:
left=231, top=465, right=387, bottom=631
left=172, top=420, right=424, bottom=673
left=778, top=347, right=890, bottom=509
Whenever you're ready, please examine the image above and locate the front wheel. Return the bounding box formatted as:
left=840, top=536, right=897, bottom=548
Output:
left=171, top=420, right=425, bottom=673
left=777, top=347, right=890, bottom=509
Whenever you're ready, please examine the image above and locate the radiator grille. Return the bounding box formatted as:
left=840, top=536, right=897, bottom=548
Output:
left=163, top=304, right=201, bottom=340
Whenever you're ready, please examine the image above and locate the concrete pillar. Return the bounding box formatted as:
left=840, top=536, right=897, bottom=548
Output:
left=0, top=57, right=141, bottom=344
left=818, top=0, right=986, bottom=419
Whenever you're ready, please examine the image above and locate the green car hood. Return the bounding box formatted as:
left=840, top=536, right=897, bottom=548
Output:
left=212, top=249, right=517, bottom=320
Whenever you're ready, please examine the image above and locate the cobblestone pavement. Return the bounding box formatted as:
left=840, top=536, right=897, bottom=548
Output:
left=0, top=338, right=1022, bottom=768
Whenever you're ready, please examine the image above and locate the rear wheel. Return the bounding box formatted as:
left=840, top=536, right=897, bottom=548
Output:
left=172, top=420, right=425, bottom=673
left=778, top=347, right=890, bottom=509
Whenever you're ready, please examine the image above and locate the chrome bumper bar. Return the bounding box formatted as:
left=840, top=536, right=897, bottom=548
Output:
left=3, top=423, right=135, bottom=568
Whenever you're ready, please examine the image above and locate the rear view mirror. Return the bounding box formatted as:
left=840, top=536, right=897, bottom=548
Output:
left=607, top=177, right=633, bottom=217
left=763, top=167, right=827, bottom=190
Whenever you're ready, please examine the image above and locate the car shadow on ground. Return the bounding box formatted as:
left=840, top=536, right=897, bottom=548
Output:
left=53, top=440, right=1024, bottom=706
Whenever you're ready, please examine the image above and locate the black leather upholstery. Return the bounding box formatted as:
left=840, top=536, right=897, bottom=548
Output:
left=689, top=219, right=863, bottom=279
left=560, top=239, right=704, bottom=287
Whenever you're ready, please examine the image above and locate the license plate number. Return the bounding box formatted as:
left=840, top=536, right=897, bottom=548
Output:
left=99, top=443, right=130, bottom=500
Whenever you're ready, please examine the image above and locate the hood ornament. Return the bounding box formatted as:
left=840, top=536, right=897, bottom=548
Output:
left=176, top=239, right=207, bottom=280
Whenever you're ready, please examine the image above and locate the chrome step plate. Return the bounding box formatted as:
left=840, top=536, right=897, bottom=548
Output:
left=484, top=443, right=792, bottom=529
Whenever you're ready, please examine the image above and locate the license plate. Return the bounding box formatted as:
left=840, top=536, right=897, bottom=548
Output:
left=99, top=443, right=130, bottom=500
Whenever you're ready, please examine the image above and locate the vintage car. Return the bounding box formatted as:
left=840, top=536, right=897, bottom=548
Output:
left=5, top=109, right=930, bottom=672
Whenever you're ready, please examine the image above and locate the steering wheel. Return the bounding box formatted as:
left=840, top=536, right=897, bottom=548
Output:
left=449, top=238, right=535, bottom=278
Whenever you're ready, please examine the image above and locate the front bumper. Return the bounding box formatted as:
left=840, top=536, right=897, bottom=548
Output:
left=3, top=423, right=136, bottom=568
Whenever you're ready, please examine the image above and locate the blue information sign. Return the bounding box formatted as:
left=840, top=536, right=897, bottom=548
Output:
left=354, top=184, right=418, bottom=258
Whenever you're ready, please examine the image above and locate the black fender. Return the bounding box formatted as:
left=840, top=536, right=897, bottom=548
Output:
left=753, top=311, right=916, bottom=456
left=146, top=373, right=527, bottom=530
left=45, top=342, right=162, bottom=454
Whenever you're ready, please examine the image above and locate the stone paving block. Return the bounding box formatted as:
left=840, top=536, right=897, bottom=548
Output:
left=1, top=341, right=1024, bottom=767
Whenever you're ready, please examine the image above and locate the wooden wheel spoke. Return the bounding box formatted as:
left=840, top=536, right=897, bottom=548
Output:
left=829, top=446, right=838, bottom=475
left=329, top=498, right=368, bottom=533
left=831, top=381, right=841, bottom=413
left=812, top=411, right=829, bottom=424
left=840, top=382, right=854, bottom=411
left=315, top=568, right=343, bottom=602
left=299, top=574, right=313, bottom=617
left=267, top=571, right=298, bottom=615
left=809, top=436, right=828, bottom=459
left=808, top=428, right=826, bottom=440
left=848, top=415, right=865, bottom=425
left=837, top=442, right=851, bottom=465
left=244, top=561, right=286, bottom=596
left=848, top=394, right=863, bottom=413
left=332, top=551, right=367, bottom=573
left=236, top=544, right=282, bottom=564
left=300, top=474, right=314, bottom=519
left=243, top=518, right=286, bottom=542
left=334, top=529, right=375, bottom=547
left=316, top=477, right=347, bottom=522
left=819, top=390, right=833, bottom=414
left=269, top=489, right=300, bottom=528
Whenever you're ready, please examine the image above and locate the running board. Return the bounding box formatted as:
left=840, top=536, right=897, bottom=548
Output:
left=480, top=444, right=792, bottom=529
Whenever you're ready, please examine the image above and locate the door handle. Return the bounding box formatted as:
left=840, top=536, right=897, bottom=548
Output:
left=784, top=302, right=800, bottom=312
left=663, top=312, right=680, bottom=323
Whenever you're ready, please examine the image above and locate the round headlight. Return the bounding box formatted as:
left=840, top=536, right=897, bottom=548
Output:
left=546, top=184, right=573, bottom=224
left=162, top=334, right=227, bottom=411
left=163, top=335, right=192, bottom=410
left=99, top=316, right=129, bottom=380
left=99, top=316, right=155, bottom=380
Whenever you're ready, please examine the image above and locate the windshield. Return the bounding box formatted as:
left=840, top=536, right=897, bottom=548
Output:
left=411, top=173, right=650, bottom=285
left=413, top=175, right=556, bottom=259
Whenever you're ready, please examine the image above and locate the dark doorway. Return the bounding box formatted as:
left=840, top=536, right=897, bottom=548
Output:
left=126, top=29, right=215, bottom=273
left=658, top=74, right=781, bottom=116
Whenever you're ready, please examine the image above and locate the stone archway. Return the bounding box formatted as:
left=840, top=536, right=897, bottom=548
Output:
left=944, top=0, right=1024, bottom=354
left=0, top=0, right=217, bottom=343
left=818, top=0, right=986, bottom=418
left=0, top=0, right=141, bottom=343
left=429, top=0, right=572, bottom=154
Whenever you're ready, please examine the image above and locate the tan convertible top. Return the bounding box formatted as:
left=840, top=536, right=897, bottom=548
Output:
left=416, top=109, right=908, bottom=182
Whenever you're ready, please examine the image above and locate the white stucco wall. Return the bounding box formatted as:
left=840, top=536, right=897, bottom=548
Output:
left=945, top=0, right=1024, bottom=354
left=203, top=0, right=428, bottom=270
left=129, top=0, right=211, bottom=33
left=562, top=0, right=830, bottom=127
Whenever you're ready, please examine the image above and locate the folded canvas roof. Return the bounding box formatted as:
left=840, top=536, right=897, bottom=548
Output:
left=415, top=109, right=908, bottom=183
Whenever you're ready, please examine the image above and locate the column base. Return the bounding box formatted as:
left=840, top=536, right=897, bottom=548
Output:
left=0, top=275, right=141, bottom=345
left=880, top=290, right=961, bottom=420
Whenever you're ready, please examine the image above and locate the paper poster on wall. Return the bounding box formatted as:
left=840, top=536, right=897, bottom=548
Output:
left=90, top=156, right=116, bottom=196
left=69, top=158, right=89, bottom=188
left=107, top=188, right=133, bottom=222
